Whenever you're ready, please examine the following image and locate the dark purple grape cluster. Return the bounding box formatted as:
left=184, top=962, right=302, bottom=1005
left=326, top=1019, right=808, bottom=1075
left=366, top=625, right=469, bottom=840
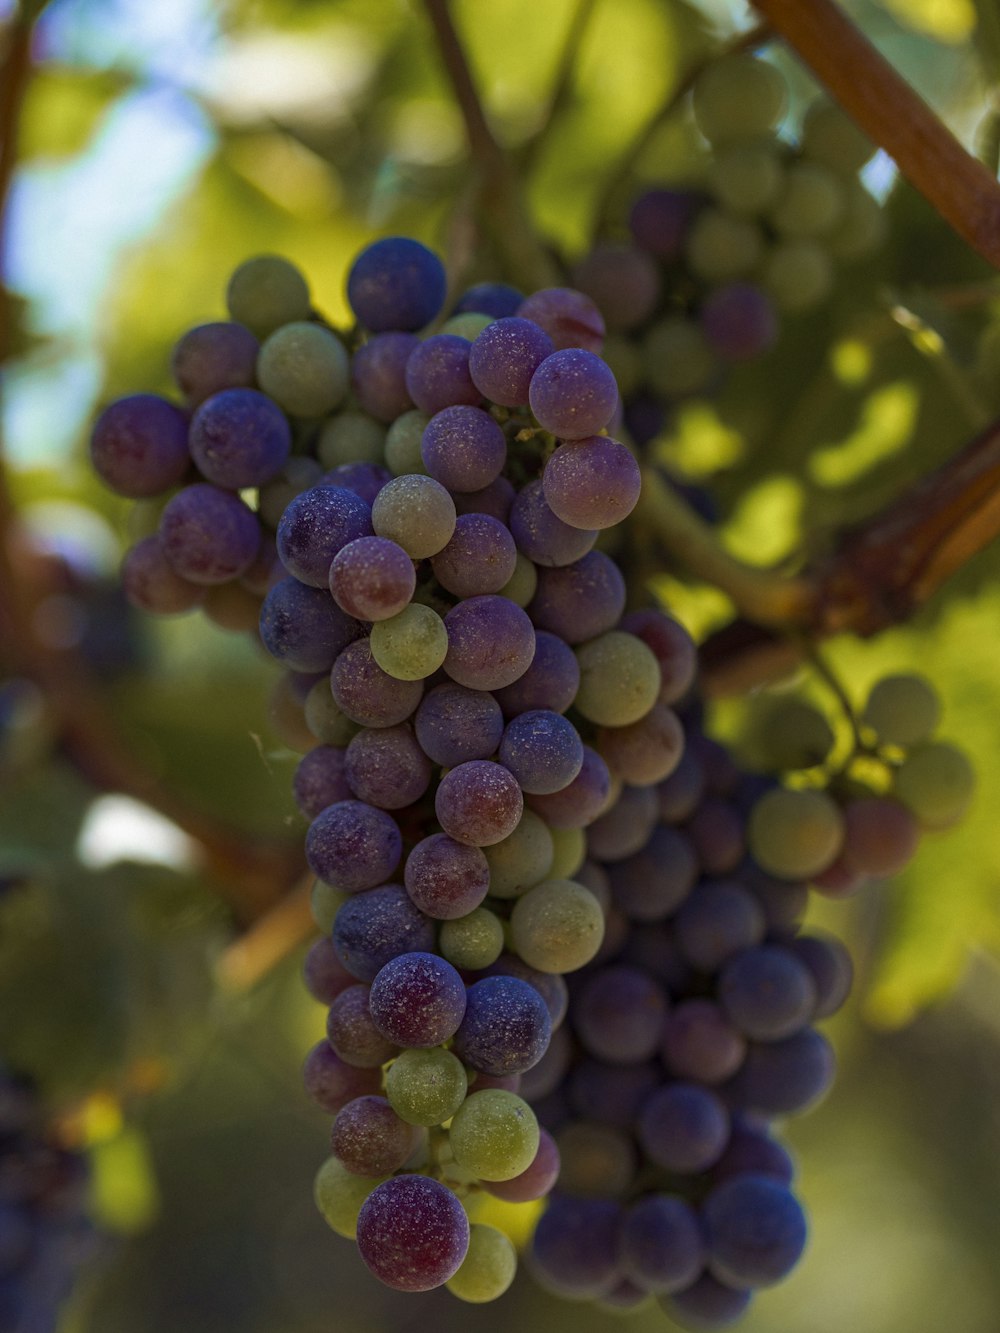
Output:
left=0, top=1066, right=103, bottom=1333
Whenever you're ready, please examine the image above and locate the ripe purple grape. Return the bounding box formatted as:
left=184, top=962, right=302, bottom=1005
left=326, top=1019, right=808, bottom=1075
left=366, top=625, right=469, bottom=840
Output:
left=356, top=1174, right=469, bottom=1291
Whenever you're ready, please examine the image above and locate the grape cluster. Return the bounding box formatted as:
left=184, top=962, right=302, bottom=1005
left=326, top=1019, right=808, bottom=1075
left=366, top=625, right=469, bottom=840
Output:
left=0, top=1066, right=102, bottom=1333
left=568, top=55, right=885, bottom=444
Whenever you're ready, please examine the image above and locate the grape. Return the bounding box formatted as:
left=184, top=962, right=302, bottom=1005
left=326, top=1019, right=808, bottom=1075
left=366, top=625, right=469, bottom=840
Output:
left=662, top=1273, right=752, bottom=1329
left=548, top=824, right=585, bottom=879
left=404, top=834, right=490, bottom=919
left=761, top=240, right=834, bottom=313
left=498, top=710, right=583, bottom=795
left=702, top=1174, right=807, bottom=1288
left=643, top=316, right=718, bottom=397
left=769, top=162, right=845, bottom=238
left=435, top=760, right=523, bottom=846
left=574, top=965, right=667, bottom=1064
left=256, top=322, right=349, bottom=417
left=742, top=863, right=808, bottom=933
left=753, top=696, right=835, bottom=770
left=439, top=908, right=505, bottom=969
left=454, top=282, right=524, bottom=318
left=840, top=796, right=919, bottom=877
left=159, top=485, right=259, bottom=584
left=687, top=209, right=766, bottom=283
left=122, top=536, right=203, bottom=616
left=728, top=1027, right=836, bottom=1115
left=431, top=513, right=517, bottom=598
left=317, top=411, right=387, bottom=468
left=893, top=741, right=975, bottom=828
left=356, top=1174, right=469, bottom=1291
left=509, top=479, right=597, bottom=567
left=827, top=182, right=885, bottom=260
left=326, top=985, right=398, bottom=1066
left=687, top=796, right=746, bottom=875
left=658, top=746, right=708, bottom=821
left=368, top=952, right=467, bottom=1047
left=493, top=630, right=580, bottom=717
left=629, top=189, right=702, bottom=260
left=404, top=334, right=479, bottom=414
left=467, top=316, right=555, bottom=405
left=529, top=1196, right=623, bottom=1298
left=482, top=809, right=553, bottom=898
left=303, top=937, right=355, bottom=1005
left=586, top=783, right=660, bottom=862
left=305, top=684, right=351, bottom=747
left=370, top=603, right=448, bottom=681
left=330, top=638, right=423, bottom=726
left=525, top=553, right=620, bottom=648
left=371, top=474, right=456, bottom=558
left=526, top=746, right=611, bottom=829
left=575, top=631, right=661, bottom=727
left=226, top=254, right=311, bottom=336
left=598, top=702, right=685, bottom=787
left=328, top=536, right=416, bottom=622
left=510, top=878, right=604, bottom=973
left=707, top=142, right=784, bottom=216
left=608, top=825, right=697, bottom=921
left=620, top=608, right=698, bottom=706
left=453, top=474, right=516, bottom=523
left=331, top=1095, right=417, bottom=1175
left=171, top=321, right=259, bottom=406
left=346, top=237, right=447, bottom=333
left=718, top=945, right=817, bottom=1041
left=351, top=332, right=420, bottom=422
left=662, top=999, right=746, bottom=1084
left=302, top=1041, right=381, bottom=1113
left=343, top=724, right=430, bottom=808
left=517, top=287, right=605, bottom=353
left=324, top=459, right=392, bottom=507
left=443, top=595, right=535, bottom=691
left=542, top=436, right=641, bottom=531
left=305, top=800, right=402, bottom=892
left=556, top=1119, right=638, bottom=1198
left=421, top=405, right=506, bottom=491
left=314, top=1157, right=389, bottom=1240
left=454, top=976, right=553, bottom=1076
left=385, top=1046, right=468, bottom=1126
left=259, top=455, right=324, bottom=527
left=811, top=854, right=867, bottom=899
left=445, top=1224, right=517, bottom=1304
left=692, top=54, right=787, bottom=143
left=747, top=787, right=844, bottom=879
left=862, top=673, right=941, bottom=746
left=700, top=283, right=778, bottom=362
left=277, top=484, right=373, bottom=587
left=413, top=682, right=504, bottom=766
left=710, top=1118, right=795, bottom=1187
left=570, top=244, right=661, bottom=332
left=637, top=1082, right=730, bottom=1174
left=449, top=1088, right=539, bottom=1180
left=332, top=883, right=435, bottom=981
left=528, top=349, right=618, bottom=440
left=801, top=99, right=874, bottom=175
left=790, top=933, right=853, bottom=1020
left=480, top=954, right=569, bottom=1028
left=674, top=881, right=766, bottom=972
left=620, top=1195, right=704, bottom=1295
left=481, top=1126, right=559, bottom=1204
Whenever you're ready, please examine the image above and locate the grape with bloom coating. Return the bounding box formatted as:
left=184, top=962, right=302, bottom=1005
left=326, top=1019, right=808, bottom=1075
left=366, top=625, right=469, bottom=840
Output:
left=435, top=760, right=524, bottom=847
left=446, top=1224, right=518, bottom=1303
left=449, top=1088, right=540, bottom=1180
left=439, top=908, right=505, bottom=970
left=257, top=322, right=349, bottom=417
left=575, top=631, right=661, bottom=727
left=329, top=536, right=416, bottom=622
left=385, top=1046, right=468, bottom=1126
left=543, top=436, right=641, bottom=531
left=529, top=348, right=619, bottom=439
left=372, top=475, right=456, bottom=558
left=368, top=952, right=467, bottom=1048
left=510, top=878, right=604, bottom=973
left=370, top=603, right=448, bottom=681
left=347, top=237, right=447, bottom=333
left=356, top=1174, right=469, bottom=1291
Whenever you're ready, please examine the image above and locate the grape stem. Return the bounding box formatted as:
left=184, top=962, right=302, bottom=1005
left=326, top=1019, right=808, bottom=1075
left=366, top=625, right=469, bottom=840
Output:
left=215, top=876, right=314, bottom=990
left=750, top=0, right=1000, bottom=271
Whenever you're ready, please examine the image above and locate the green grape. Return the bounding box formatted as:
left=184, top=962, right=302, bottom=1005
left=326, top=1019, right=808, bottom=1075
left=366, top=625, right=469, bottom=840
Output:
left=440, top=908, right=505, bottom=970
left=484, top=809, right=554, bottom=899
left=445, top=1224, right=517, bottom=1303
left=498, top=553, right=538, bottom=608
left=226, top=254, right=311, bottom=338
left=863, top=673, right=941, bottom=747
left=826, top=182, right=885, bottom=261
left=372, top=475, right=456, bottom=557
left=707, top=141, right=784, bottom=216
left=258, top=456, right=323, bottom=528
left=768, top=162, right=845, bottom=239
left=370, top=602, right=448, bottom=680
left=601, top=334, right=643, bottom=397
left=384, top=410, right=430, bottom=476
left=317, top=411, right=387, bottom=468
left=575, top=631, right=661, bottom=727
left=685, top=208, right=765, bottom=282
left=761, top=239, right=833, bottom=313
left=256, top=322, right=349, bottom=418
left=755, top=697, right=835, bottom=771
left=556, top=1121, right=637, bottom=1198
left=548, top=825, right=586, bottom=879
left=440, top=312, right=494, bottom=341
left=385, top=1047, right=469, bottom=1127
left=448, top=1090, right=539, bottom=1181
left=692, top=53, right=787, bottom=144
left=311, top=880, right=348, bottom=933
left=643, top=317, right=718, bottom=398
left=304, top=680, right=359, bottom=745
left=747, top=787, right=845, bottom=879
left=893, top=742, right=974, bottom=829
left=800, top=99, right=874, bottom=175
left=313, top=1157, right=388, bottom=1239
left=510, top=878, right=604, bottom=973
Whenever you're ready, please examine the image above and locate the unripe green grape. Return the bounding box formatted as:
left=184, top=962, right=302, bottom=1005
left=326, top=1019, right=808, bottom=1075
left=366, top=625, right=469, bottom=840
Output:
left=827, top=183, right=885, bottom=261
left=385, top=1047, right=469, bottom=1127
left=510, top=878, right=604, bottom=973
left=769, top=162, right=845, bottom=239
left=439, top=908, right=505, bottom=970
left=226, top=254, right=311, bottom=338
left=257, top=322, right=350, bottom=418
left=384, top=410, right=430, bottom=476
left=747, top=787, right=845, bottom=879
left=801, top=99, right=874, bottom=176
left=370, top=603, right=448, bottom=680
left=686, top=208, right=765, bottom=282
left=643, top=317, right=718, bottom=398
left=313, top=1157, right=388, bottom=1239
left=708, top=141, right=784, bottom=216
left=893, top=741, right=974, bottom=829
left=556, top=1121, right=637, bottom=1198
left=755, top=697, right=835, bottom=770
left=863, top=674, right=941, bottom=747
left=446, top=1224, right=517, bottom=1303
left=372, top=475, right=456, bottom=557
left=484, top=809, right=554, bottom=899
left=497, top=552, right=538, bottom=608
left=575, top=631, right=661, bottom=727
left=448, top=1089, right=539, bottom=1181
left=761, top=239, right=834, bottom=313
left=304, top=680, right=359, bottom=745
left=440, top=312, right=494, bottom=341
left=311, top=880, right=348, bottom=933
left=549, top=825, right=586, bottom=879
left=692, top=53, right=787, bottom=144
left=317, top=411, right=387, bottom=468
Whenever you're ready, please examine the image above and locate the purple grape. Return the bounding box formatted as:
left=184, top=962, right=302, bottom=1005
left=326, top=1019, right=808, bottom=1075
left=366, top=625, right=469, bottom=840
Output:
left=356, top=1174, right=469, bottom=1291
left=431, top=513, right=517, bottom=598
left=661, top=1000, right=747, bottom=1084
left=517, top=1022, right=573, bottom=1099
left=302, top=937, right=355, bottom=1005
left=659, top=747, right=708, bottom=821
left=326, top=985, right=398, bottom=1066
left=413, top=682, right=504, bottom=765
left=443, top=595, right=535, bottom=691
left=625, top=393, right=667, bottom=446
left=586, top=784, right=659, bottom=861
left=498, top=709, right=584, bottom=795
left=121, top=536, right=203, bottom=616
left=628, top=189, right=702, bottom=260
left=528, top=551, right=625, bottom=644
left=637, top=1082, right=730, bottom=1174
left=527, top=745, right=610, bottom=829
left=454, top=976, right=553, bottom=1076
left=347, top=237, right=447, bottom=333
left=467, top=316, right=555, bottom=406
left=302, top=1041, right=381, bottom=1113
left=344, top=724, right=431, bottom=809
left=529, top=1195, right=623, bottom=1298
left=620, top=924, right=694, bottom=993
left=567, top=1060, right=660, bottom=1129
left=509, top=480, right=597, bottom=567
left=598, top=702, right=685, bottom=787
left=189, top=387, right=291, bottom=488
left=332, top=884, right=435, bottom=982
left=608, top=827, right=698, bottom=922
left=90, top=393, right=190, bottom=497
left=700, top=283, right=778, bottom=362
left=493, top=630, right=580, bottom=717
left=451, top=474, right=516, bottom=522
left=662, top=1273, right=752, bottom=1329
left=404, top=334, right=480, bottom=414
left=171, top=320, right=259, bottom=405
left=403, top=833, right=490, bottom=919
left=484, top=1126, right=560, bottom=1202
left=158, top=483, right=259, bottom=584
left=574, top=965, right=668, bottom=1064
left=517, top=288, right=606, bottom=353
left=435, top=760, right=523, bottom=846
left=687, top=798, right=746, bottom=876
left=328, top=536, right=415, bottom=622
left=790, top=933, right=853, bottom=1019
left=674, top=881, right=766, bottom=973
left=718, top=945, right=818, bottom=1041
left=710, top=1118, right=795, bottom=1187
left=331, top=1095, right=417, bottom=1175
left=351, top=332, right=419, bottom=421
left=295, top=746, right=351, bottom=820
left=728, top=1028, right=836, bottom=1116
left=276, top=485, right=373, bottom=588
left=741, top=863, right=809, bottom=934
left=260, top=579, right=365, bottom=672
left=570, top=243, right=662, bottom=332
left=305, top=800, right=402, bottom=892
left=620, top=608, right=698, bottom=706
left=330, top=639, right=423, bottom=728
left=478, top=954, right=569, bottom=1028
left=620, top=1195, right=704, bottom=1294
left=701, top=1174, right=807, bottom=1288
left=322, top=461, right=392, bottom=507
left=528, top=349, right=618, bottom=440
left=454, top=282, right=524, bottom=318
left=368, top=952, right=467, bottom=1047
left=420, top=405, right=506, bottom=492
left=542, top=435, right=641, bottom=530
